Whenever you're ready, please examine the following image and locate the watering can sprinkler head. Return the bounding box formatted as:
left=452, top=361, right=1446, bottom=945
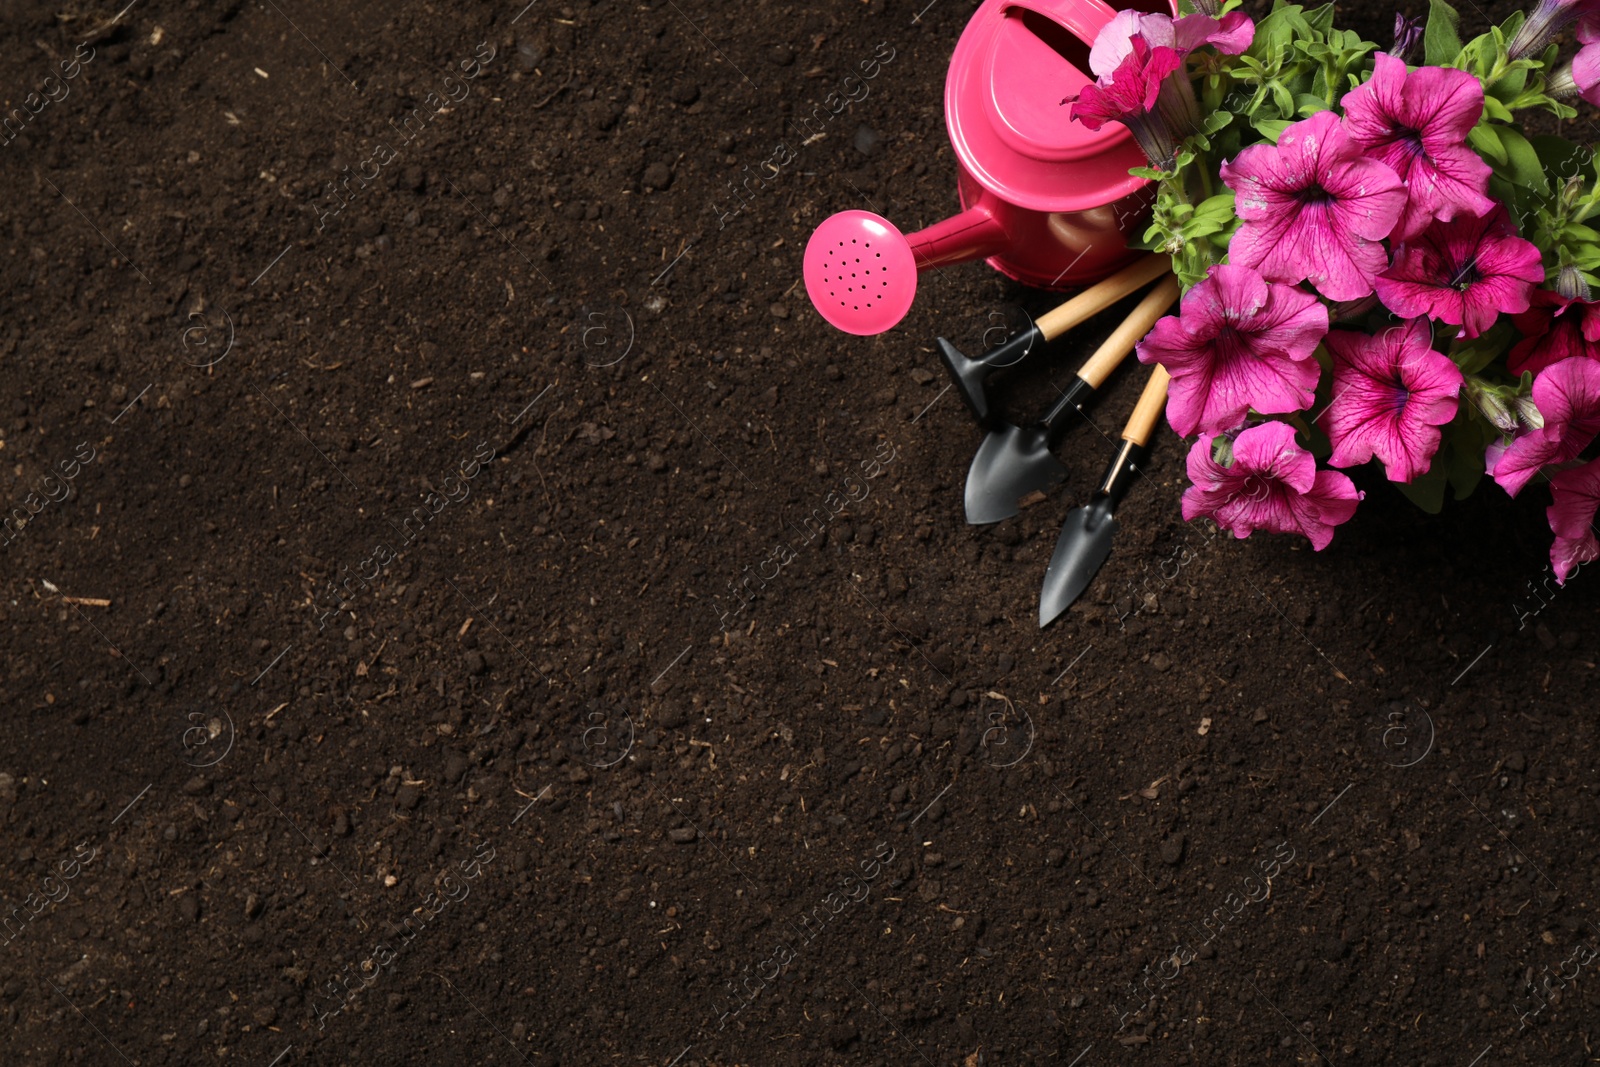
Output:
left=802, top=210, right=921, bottom=336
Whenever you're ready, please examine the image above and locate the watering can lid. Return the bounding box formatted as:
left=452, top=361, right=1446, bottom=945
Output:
left=946, top=0, right=1155, bottom=212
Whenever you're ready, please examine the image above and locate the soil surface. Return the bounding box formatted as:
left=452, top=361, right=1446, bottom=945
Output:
left=2, top=0, right=1598, bottom=1065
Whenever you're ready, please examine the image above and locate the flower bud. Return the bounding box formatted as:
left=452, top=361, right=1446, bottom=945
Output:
left=1547, top=60, right=1580, bottom=99
left=1464, top=379, right=1519, bottom=435
left=1557, top=264, right=1592, bottom=302
left=1514, top=394, right=1546, bottom=431
left=1508, top=0, right=1590, bottom=61
left=1389, top=14, right=1424, bottom=61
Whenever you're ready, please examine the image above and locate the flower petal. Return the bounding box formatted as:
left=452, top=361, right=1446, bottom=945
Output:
left=1547, top=456, right=1600, bottom=582
left=1319, top=318, right=1463, bottom=482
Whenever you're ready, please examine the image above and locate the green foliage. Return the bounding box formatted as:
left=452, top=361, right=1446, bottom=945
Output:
left=1424, top=0, right=1462, bottom=66
left=1448, top=320, right=1515, bottom=376
left=1395, top=410, right=1490, bottom=513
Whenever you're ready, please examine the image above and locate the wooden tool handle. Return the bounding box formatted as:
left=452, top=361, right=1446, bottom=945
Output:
left=1075, top=274, right=1180, bottom=389
left=1124, top=364, right=1172, bottom=447
left=1034, top=253, right=1171, bottom=341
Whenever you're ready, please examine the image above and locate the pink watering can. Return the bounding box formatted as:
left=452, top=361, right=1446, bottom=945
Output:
left=804, top=0, right=1175, bottom=336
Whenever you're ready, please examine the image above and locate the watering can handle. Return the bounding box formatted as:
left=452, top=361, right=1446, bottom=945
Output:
left=996, top=0, right=1123, bottom=50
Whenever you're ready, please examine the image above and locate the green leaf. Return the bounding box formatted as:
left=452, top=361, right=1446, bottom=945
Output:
left=1294, top=92, right=1328, bottom=116
left=1495, top=125, right=1550, bottom=194
left=1201, top=110, right=1234, bottom=136
left=1299, top=408, right=1332, bottom=459
left=1247, top=5, right=1309, bottom=65
left=1496, top=10, right=1526, bottom=46
left=1487, top=64, right=1528, bottom=99
left=1481, top=96, right=1515, bottom=123
left=1302, top=2, right=1336, bottom=37
left=1468, top=123, right=1507, bottom=165
left=1270, top=81, right=1296, bottom=116
left=1446, top=418, right=1488, bottom=501
left=1424, top=0, right=1463, bottom=66
left=1447, top=319, right=1514, bottom=376
left=1191, top=192, right=1237, bottom=225
left=1252, top=118, right=1293, bottom=142
left=1395, top=461, right=1449, bottom=514
left=1531, top=134, right=1589, bottom=187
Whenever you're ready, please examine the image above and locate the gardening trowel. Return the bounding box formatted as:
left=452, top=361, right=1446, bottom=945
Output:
left=963, top=274, right=1179, bottom=525
left=1038, top=364, right=1172, bottom=629
left=936, top=253, right=1171, bottom=429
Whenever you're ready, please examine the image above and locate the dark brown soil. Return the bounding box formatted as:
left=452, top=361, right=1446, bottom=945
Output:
left=2, top=0, right=1598, bottom=1065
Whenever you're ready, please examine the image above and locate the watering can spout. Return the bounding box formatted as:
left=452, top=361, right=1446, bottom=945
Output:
left=802, top=201, right=1016, bottom=336
left=905, top=203, right=1013, bottom=270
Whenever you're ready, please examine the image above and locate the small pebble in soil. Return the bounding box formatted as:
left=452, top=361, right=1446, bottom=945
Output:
left=1160, top=834, right=1186, bottom=866
left=853, top=125, right=882, bottom=156
left=668, top=827, right=697, bottom=843
left=642, top=163, right=676, bottom=193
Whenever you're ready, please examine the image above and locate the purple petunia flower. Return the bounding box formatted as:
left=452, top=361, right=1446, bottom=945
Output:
left=1490, top=357, right=1600, bottom=496
left=1136, top=264, right=1328, bottom=437
left=1340, top=54, right=1495, bottom=242
left=1319, top=318, right=1464, bottom=483
left=1182, top=421, right=1364, bottom=550
left=1221, top=111, right=1408, bottom=302
left=1375, top=206, right=1546, bottom=339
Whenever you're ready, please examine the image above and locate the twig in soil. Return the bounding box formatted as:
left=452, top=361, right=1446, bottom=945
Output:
left=530, top=69, right=576, bottom=109
left=60, top=596, right=111, bottom=607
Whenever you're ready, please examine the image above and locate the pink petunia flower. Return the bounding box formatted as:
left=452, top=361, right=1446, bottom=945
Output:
left=1575, top=15, right=1600, bottom=106
left=1078, top=10, right=1252, bottom=167
left=1220, top=111, right=1407, bottom=302
left=1136, top=264, right=1328, bottom=436
left=1088, top=10, right=1254, bottom=76
left=1490, top=357, right=1600, bottom=496
left=1069, top=36, right=1184, bottom=168
left=1547, top=457, right=1600, bottom=583
left=1182, top=421, right=1364, bottom=550
left=1374, top=207, right=1545, bottom=339
left=1340, top=54, right=1495, bottom=242
left=1319, top=318, right=1464, bottom=483
left=1507, top=288, right=1600, bottom=376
